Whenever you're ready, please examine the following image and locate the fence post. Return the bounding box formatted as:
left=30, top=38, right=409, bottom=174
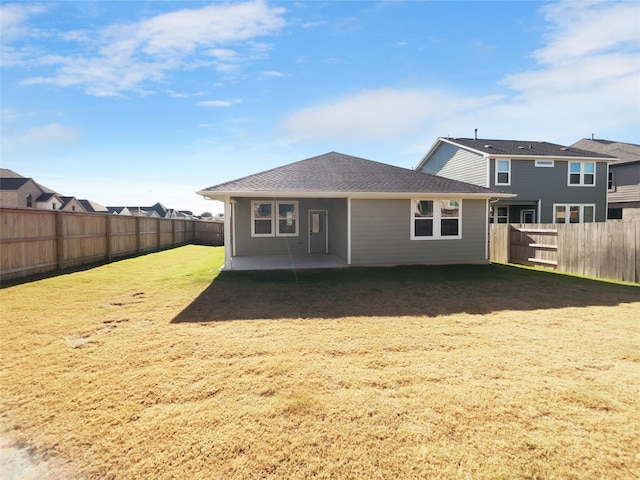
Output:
left=135, top=216, right=141, bottom=254
left=56, top=211, right=64, bottom=270
left=172, top=219, right=176, bottom=246
left=157, top=218, right=161, bottom=249
left=105, top=215, right=112, bottom=261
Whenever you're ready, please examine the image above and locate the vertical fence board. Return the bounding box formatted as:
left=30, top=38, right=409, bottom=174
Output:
left=1, top=208, right=224, bottom=281
left=491, top=221, right=638, bottom=283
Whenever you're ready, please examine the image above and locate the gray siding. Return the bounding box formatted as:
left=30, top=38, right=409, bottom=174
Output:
left=490, top=159, right=609, bottom=222
left=420, top=142, right=487, bottom=187
left=233, top=197, right=348, bottom=258
left=609, top=163, right=640, bottom=203
left=350, top=198, right=487, bottom=265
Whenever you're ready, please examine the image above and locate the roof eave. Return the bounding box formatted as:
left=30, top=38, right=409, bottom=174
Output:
left=196, top=190, right=516, bottom=201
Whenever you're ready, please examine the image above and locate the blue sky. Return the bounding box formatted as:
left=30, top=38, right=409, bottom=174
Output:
left=2, top=0, right=639, bottom=215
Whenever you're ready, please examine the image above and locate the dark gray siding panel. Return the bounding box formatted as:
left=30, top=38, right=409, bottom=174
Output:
left=420, top=143, right=487, bottom=187
left=350, top=199, right=487, bottom=265
left=234, top=198, right=348, bottom=257
left=609, top=163, right=640, bottom=203
left=491, top=160, right=609, bottom=222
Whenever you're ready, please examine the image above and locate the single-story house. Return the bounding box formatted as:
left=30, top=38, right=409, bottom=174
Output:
left=197, top=152, right=514, bottom=270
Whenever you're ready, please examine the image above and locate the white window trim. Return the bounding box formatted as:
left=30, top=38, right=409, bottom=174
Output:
left=567, top=161, right=596, bottom=187
left=410, top=199, right=462, bottom=240
left=495, top=159, right=511, bottom=186
left=553, top=204, right=596, bottom=224
left=251, top=200, right=299, bottom=237
left=490, top=205, right=509, bottom=224
left=251, top=200, right=274, bottom=237
left=276, top=200, right=299, bottom=237
left=535, top=160, right=554, bottom=167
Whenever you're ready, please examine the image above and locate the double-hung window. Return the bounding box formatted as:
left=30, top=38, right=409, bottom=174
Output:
left=495, top=160, right=511, bottom=186
left=554, top=204, right=595, bottom=223
left=251, top=200, right=298, bottom=237
left=411, top=199, right=461, bottom=239
left=568, top=161, right=595, bottom=186
left=489, top=206, right=509, bottom=223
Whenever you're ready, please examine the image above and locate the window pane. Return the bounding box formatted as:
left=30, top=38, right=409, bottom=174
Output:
left=584, top=206, right=594, bottom=222
left=440, top=200, right=459, bottom=217
left=497, top=172, right=509, bottom=184
left=414, top=219, right=433, bottom=237
left=570, top=162, right=581, bottom=173
left=254, top=203, right=272, bottom=218
left=498, top=217, right=508, bottom=224
left=555, top=206, right=566, bottom=223
left=497, top=160, right=509, bottom=172
left=497, top=207, right=508, bottom=216
left=569, top=173, right=581, bottom=184
left=569, top=205, right=580, bottom=223
left=278, top=219, right=296, bottom=234
left=416, top=200, right=433, bottom=217
left=254, top=219, right=272, bottom=234
left=441, top=219, right=459, bottom=236
left=584, top=174, right=594, bottom=185
left=584, top=163, right=595, bottom=174
left=278, top=203, right=295, bottom=218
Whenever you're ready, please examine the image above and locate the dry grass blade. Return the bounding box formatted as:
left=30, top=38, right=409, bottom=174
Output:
left=1, top=246, right=639, bottom=479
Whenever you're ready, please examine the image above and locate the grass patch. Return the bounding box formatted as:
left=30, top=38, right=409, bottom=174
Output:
left=1, top=246, right=639, bottom=479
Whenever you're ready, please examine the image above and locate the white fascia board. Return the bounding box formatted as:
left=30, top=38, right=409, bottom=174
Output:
left=438, top=138, right=492, bottom=157
left=487, top=154, right=618, bottom=162
left=198, top=190, right=516, bottom=200
left=414, top=137, right=445, bottom=170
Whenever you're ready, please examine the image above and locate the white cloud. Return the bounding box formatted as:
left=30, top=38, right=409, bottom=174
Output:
left=197, top=100, right=241, bottom=107
left=8, top=1, right=287, bottom=96
left=0, top=3, right=47, bottom=40
left=282, top=1, right=640, bottom=146
left=1, top=123, right=81, bottom=156
left=261, top=70, right=284, bottom=78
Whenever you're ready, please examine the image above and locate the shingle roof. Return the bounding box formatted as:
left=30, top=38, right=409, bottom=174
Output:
left=0, top=177, right=31, bottom=190
left=571, top=139, right=640, bottom=165
left=199, top=152, right=508, bottom=198
left=443, top=138, right=616, bottom=159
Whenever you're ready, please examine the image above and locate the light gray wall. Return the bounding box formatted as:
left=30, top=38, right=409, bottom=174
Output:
left=490, top=159, right=608, bottom=222
left=233, top=197, right=348, bottom=258
left=350, top=198, right=487, bottom=265
left=420, top=142, right=487, bottom=187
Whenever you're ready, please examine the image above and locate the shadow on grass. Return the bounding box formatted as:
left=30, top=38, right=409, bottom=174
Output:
left=172, top=264, right=639, bottom=322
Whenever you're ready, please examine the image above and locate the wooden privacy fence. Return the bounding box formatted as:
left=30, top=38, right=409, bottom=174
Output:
left=0, top=208, right=224, bottom=281
left=490, top=222, right=639, bottom=283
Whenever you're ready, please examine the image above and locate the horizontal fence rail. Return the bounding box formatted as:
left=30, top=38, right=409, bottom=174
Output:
left=490, top=222, right=639, bottom=284
left=1, top=209, right=224, bottom=281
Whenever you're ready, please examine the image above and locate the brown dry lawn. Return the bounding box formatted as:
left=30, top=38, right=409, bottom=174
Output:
left=1, top=245, right=639, bottom=479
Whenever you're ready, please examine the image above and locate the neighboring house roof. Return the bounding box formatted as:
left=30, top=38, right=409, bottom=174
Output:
left=198, top=151, right=513, bottom=201
left=0, top=177, right=32, bottom=190
left=0, top=168, right=25, bottom=178
left=416, top=138, right=617, bottom=170
left=36, top=192, right=59, bottom=202
left=78, top=199, right=109, bottom=213
left=570, top=139, right=640, bottom=165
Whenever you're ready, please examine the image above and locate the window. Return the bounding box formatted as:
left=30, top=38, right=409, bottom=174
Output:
left=489, top=206, right=509, bottom=224
left=277, top=201, right=298, bottom=236
left=535, top=160, right=554, bottom=167
left=251, top=201, right=298, bottom=237
left=495, top=160, right=510, bottom=185
left=411, top=199, right=461, bottom=239
left=26, top=194, right=33, bottom=208
left=554, top=204, right=595, bottom=223
left=608, top=171, right=615, bottom=191
left=568, top=161, right=595, bottom=186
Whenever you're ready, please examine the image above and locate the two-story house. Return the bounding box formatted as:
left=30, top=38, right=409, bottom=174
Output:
left=571, top=138, right=640, bottom=221
left=416, top=137, right=617, bottom=224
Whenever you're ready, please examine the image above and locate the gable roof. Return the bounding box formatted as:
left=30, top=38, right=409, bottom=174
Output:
left=0, top=177, right=33, bottom=190
left=570, top=138, right=640, bottom=165
left=198, top=152, right=512, bottom=200
left=436, top=137, right=615, bottom=158
left=0, top=168, right=25, bottom=178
